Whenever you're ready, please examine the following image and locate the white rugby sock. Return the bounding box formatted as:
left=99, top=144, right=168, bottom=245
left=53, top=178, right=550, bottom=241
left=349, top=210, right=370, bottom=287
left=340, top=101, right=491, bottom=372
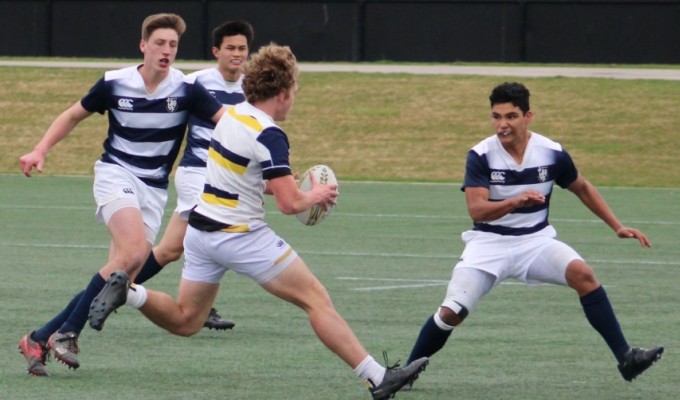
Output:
left=433, top=309, right=455, bottom=331
left=354, top=355, right=386, bottom=387
left=125, top=283, right=148, bottom=309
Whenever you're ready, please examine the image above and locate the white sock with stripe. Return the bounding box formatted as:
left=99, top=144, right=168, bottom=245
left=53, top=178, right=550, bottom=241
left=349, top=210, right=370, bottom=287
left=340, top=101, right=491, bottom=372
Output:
left=125, top=283, right=148, bottom=309
left=354, top=355, right=386, bottom=387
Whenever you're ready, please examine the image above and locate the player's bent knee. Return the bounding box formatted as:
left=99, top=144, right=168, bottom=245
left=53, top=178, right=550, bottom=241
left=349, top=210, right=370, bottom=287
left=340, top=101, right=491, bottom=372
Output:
left=156, top=246, right=184, bottom=265
left=112, top=249, right=150, bottom=274
left=168, top=248, right=184, bottom=263
left=566, top=261, right=599, bottom=288
left=439, top=302, right=468, bottom=326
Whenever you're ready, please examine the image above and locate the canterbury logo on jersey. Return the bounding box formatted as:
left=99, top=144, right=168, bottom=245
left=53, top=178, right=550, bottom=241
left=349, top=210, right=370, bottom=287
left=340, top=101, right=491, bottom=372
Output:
left=118, top=98, right=134, bottom=111
left=490, top=171, right=505, bottom=183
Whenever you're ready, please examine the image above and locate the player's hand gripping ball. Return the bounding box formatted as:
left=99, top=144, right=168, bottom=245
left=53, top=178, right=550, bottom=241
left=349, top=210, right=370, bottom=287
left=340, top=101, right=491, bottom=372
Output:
left=296, top=165, right=338, bottom=226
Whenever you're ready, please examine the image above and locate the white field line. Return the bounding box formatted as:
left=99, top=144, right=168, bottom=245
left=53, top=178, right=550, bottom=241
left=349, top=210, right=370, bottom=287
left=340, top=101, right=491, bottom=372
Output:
left=1, top=241, right=676, bottom=267
left=1, top=242, right=670, bottom=291
left=4, top=173, right=680, bottom=191
left=3, top=182, right=676, bottom=291
left=1, top=203, right=678, bottom=226
left=0, top=204, right=94, bottom=210
left=337, top=276, right=542, bottom=291
left=3, top=240, right=646, bottom=292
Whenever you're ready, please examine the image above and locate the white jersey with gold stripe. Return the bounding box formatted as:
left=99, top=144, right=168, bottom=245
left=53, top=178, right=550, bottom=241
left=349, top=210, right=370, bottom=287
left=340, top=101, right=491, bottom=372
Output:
left=193, top=102, right=292, bottom=231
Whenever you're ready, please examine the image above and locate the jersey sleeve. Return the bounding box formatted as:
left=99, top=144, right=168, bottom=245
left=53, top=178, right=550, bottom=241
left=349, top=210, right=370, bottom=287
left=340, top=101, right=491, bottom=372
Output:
left=80, top=77, right=108, bottom=114
left=256, top=127, right=292, bottom=180
left=462, top=149, right=490, bottom=191
left=189, top=81, right=224, bottom=121
left=554, top=148, right=579, bottom=188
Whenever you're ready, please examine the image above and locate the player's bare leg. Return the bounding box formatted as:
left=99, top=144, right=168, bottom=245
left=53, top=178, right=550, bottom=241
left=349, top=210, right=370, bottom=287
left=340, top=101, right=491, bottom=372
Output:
left=136, top=212, right=234, bottom=330
left=261, top=257, right=428, bottom=398
left=151, top=212, right=187, bottom=266
left=262, top=257, right=369, bottom=367
left=51, top=207, right=149, bottom=368
left=140, top=280, right=220, bottom=336
left=103, top=207, right=151, bottom=278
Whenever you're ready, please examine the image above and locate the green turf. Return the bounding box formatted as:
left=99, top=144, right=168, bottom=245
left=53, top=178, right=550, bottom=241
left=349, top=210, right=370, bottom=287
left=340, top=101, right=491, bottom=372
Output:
left=1, top=174, right=678, bottom=399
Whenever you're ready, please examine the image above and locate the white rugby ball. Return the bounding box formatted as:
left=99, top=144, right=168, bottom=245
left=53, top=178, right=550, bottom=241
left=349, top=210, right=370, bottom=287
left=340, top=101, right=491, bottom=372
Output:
left=295, top=165, right=338, bottom=226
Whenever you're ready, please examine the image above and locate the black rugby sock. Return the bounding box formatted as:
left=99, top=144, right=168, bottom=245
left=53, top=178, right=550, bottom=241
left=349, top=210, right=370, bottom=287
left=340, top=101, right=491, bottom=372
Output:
left=32, top=290, right=83, bottom=343
left=580, top=285, right=629, bottom=363
left=59, top=273, right=106, bottom=334
left=407, top=315, right=453, bottom=364
left=134, top=251, right=163, bottom=284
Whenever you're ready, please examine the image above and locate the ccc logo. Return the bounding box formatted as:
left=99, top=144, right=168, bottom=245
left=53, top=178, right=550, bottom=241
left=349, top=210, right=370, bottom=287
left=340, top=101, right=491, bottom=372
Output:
left=118, top=98, right=134, bottom=110
left=490, top=171, right=505, bottom=182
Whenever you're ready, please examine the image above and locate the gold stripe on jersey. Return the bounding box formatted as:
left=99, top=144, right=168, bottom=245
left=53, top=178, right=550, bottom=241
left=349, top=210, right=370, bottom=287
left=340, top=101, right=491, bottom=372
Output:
left=208, top=146, right=247, bottom=175
left=201, top=192, right=239, bottom=208
left=228, top=106, right=264, bottom=132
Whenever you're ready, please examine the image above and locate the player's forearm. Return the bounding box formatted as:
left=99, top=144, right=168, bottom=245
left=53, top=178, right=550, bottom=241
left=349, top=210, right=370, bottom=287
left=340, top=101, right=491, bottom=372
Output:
left=277, top=190, right=324, bottom=215
left=34, top=109, right=83, bottom=154
left=468, top=199, right=517, bottom=223
left=577, top=184, right=624, bottom=232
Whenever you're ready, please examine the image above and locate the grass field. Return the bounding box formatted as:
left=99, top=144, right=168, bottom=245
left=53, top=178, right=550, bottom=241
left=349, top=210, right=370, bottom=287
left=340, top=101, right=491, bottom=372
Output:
left=1, top=174, right=678, bottom=399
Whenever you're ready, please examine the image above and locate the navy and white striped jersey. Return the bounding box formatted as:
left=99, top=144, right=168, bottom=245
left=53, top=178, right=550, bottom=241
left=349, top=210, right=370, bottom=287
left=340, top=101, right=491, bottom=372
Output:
left=462, top=132, right=578, bottom=236
left=80, top=65, right=223, bottom=189
left=191, top=102, right=292, bottom=232
left=179, top=69, right=245, bottom=168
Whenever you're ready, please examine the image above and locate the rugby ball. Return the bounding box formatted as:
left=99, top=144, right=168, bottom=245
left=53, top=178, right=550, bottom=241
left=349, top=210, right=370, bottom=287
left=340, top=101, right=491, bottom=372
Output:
left=295, top=165, right=338, bottom=226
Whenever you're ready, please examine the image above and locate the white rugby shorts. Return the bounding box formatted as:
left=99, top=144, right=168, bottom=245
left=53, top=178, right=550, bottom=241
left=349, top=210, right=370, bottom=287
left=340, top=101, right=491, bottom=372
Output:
left=442, top=226, right=582, bottom=311
left=173, top=166, right=206, bottom=220
left=182, top=224, right=298, bottom=285
left=93, top=160, right=167, bottom=243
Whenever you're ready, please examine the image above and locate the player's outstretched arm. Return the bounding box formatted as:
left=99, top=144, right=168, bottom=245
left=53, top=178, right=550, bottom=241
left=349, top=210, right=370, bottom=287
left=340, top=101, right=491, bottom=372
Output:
left=568, top=174, right=651, bottom=248
left=19, top=101, right=92, bottom=177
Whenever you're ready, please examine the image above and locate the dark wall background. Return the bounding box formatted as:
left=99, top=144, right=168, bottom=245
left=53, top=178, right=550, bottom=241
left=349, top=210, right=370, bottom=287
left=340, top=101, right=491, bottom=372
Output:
left=1, top=0, right=678, bottom=64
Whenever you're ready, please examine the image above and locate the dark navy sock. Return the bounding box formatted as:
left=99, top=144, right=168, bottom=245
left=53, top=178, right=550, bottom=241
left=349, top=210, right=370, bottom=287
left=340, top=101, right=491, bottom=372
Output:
left=134, top=251, right=163, bottom=284
left=32, top=291, right=84, bottom=343
left=58, top=273, right=106, bottom=335
left=407, top=315, right=453, bottom=364
left=580, top=285, right=630, bottom=363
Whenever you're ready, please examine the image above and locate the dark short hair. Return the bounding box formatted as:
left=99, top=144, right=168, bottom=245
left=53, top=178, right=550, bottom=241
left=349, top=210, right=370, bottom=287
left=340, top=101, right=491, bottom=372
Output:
left=212, top=20, right=255, bottom=48
left=489, top=82, right=530, bottom=113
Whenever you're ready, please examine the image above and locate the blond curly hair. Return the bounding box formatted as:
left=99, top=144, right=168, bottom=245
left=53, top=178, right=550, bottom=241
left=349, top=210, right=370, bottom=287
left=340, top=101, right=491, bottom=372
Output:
left=242, top=43, right=298, bottom=103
